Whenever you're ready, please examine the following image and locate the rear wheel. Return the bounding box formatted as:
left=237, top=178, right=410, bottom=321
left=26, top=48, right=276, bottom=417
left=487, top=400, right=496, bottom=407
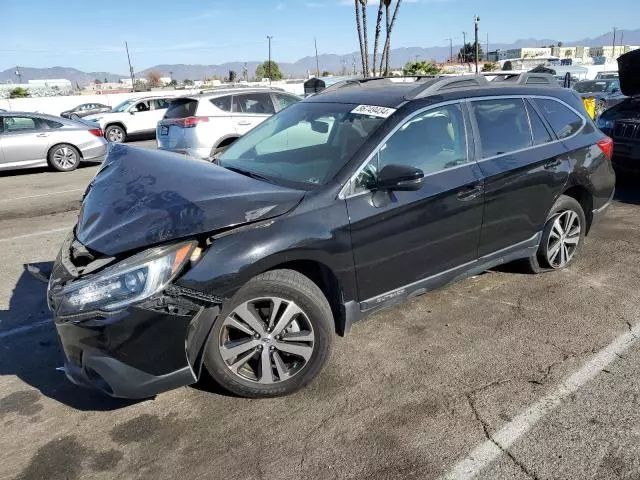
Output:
left=105, top=125, right=126, bottom=143
left=203, top=269, right=333, bottom=398
left=524, top=195, right=586, bottom=273
left=48, top=144, right=80, bottom=172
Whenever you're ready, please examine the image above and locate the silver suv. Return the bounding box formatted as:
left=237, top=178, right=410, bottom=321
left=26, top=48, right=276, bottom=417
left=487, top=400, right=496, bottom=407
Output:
left=156, top=88, right=300, bottom=159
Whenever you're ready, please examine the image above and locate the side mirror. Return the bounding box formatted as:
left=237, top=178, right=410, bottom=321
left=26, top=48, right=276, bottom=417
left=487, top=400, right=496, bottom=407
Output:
left=611, top=87, right=620, bottom=94
left=310, top=120, right=329, bottom=134
left=376, top=164, right=424, bottom=191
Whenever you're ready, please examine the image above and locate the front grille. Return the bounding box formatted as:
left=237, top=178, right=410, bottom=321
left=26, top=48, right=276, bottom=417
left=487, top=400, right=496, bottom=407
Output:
left=613, top=122, right=640, bottom=141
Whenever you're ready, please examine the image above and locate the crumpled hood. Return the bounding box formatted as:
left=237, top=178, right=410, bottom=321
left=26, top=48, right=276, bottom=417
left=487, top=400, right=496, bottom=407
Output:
left=76, top=144, right=305, bottom=256
left=618, top=49, right=640, bottom=97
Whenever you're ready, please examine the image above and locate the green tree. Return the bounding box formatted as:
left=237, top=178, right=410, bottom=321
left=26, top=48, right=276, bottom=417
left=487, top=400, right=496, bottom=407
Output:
left=168, top=79, right=178, bottom=87
left=481, top=62, right=499, bottom=72
left=458, top=42, right=484, bottom=63
left=183, top=79, right=194, bottom=86
left=9, top=87, right=29, bottom=98
left=228, top=70, right=237, bottom=82
left=321, top=70, right=332, bottom=77
left=402, top=60, right=440, bottom=76
left=255, top=61, right=283, bottom=80
left=94, top=78, right=102, bottom=85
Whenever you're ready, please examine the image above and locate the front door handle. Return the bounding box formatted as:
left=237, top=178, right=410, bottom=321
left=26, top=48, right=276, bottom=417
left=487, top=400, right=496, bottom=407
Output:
left=457, top=184, right=484, bottom=201
left=237, top=121, right=251, bottom=126
left=36, top=133, right=49, bottom=137
left=544, top=158, right=561, bottom=169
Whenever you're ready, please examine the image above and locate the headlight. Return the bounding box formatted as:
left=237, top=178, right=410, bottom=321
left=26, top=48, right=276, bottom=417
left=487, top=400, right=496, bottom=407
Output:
left=54, top=241, right=196, bottom=315
left=596, top=117, right=614, bottom=130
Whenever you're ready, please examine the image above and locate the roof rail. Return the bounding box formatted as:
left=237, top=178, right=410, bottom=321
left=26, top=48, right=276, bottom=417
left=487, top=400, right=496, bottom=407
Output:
left=489, top=72, right=559, bottom=87
left=405, top=75, right=490, bottom=100
left=315, top=75, right=440, bottom=95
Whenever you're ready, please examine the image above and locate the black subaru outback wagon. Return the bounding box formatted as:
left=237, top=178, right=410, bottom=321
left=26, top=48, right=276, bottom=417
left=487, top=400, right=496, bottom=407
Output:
left=47, top=73, right=615, bottom=399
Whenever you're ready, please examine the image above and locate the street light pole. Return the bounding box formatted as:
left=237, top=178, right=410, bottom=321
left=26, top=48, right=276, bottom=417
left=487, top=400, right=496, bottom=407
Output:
left=474, top=15, right=480, bottom=74
left=314, top=37, right=320, bottom=77
left=267, top=35, right=273, bottom=83
left=462, top=31, right=467, bottom=62
left=125, top=41, right=135, bottom=92
left=611, top=27, right=617, bottom=61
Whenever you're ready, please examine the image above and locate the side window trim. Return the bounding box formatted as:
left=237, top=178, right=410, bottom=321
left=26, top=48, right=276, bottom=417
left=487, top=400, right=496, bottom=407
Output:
left=524, top=98, right=557, bottom=141
left=340, top=100, right=468, bottom=199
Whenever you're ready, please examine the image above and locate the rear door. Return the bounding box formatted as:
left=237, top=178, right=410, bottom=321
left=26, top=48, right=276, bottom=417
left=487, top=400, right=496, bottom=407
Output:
left=345, top=102, right=485, bottom=303
left=231, top=93, right=276, bottom=135
left=0, top=115, right=51, bottom=167
left=470, top=96, right=572, bottom=256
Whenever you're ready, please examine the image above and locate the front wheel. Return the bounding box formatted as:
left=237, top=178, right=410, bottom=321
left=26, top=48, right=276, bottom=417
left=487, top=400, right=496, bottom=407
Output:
left=525, top=195, right=586, bottom=273
left=203, top=269, right=333, bottom=398
left=105, top=125, right=126, bottom=143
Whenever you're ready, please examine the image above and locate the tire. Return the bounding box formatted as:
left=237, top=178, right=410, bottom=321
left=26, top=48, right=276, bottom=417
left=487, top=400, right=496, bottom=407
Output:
left=47, top=144, right=81, bottom=172
left=524, top=195, right=586, bottom=273
left=203, top=269, right=333, bottom=398
left=105, top=125, right=126, bottom=143
left=209, top=139, right=237, bottom=160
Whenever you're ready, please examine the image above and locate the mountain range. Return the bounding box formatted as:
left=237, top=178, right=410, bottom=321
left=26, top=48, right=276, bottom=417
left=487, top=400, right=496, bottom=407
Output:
left=2, top=29, right=638, bottom=86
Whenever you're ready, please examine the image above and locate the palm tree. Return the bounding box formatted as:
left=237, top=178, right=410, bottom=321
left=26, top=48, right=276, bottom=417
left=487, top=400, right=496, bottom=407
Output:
left=379, top=0, right=402, bottom=75
left=360, top=0, right=370, bottom=76
left=354, top=0, right=366, bottom=76
left=383, top=0, right=391, bottom=74
left=372, top=0, right=385, bottom=76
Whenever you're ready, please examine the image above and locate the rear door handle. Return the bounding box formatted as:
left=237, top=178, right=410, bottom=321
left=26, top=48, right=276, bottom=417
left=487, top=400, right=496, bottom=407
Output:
left=457, top=183, right=484, bottom=201
left=237, top=121, right=251, bottom=126
left=36, top=133, right=49, bottom=137
left=544, top=158, right=561, bottom=169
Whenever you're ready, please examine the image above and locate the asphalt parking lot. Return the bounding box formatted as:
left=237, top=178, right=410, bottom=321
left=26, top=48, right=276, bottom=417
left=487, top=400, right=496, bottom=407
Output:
left=1, top=144, right=639, bottom=480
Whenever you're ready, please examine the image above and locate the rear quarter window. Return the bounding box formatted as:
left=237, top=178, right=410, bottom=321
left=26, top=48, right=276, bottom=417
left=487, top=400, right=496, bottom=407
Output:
left=211, top=96, right=232, bottom=112
left=533, top=98, right=584, bottom=140
left=164, top=99, right=198, bottom=119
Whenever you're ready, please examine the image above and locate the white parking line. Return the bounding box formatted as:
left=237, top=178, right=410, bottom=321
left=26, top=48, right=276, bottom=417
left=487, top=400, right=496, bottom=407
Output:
left=0, top=226, right=71, bottom=243
left=442, top=321, right=640, bottom=480
left=0, top=189, right=84, bottom=202
left=0, top=319, right=52, bottom=340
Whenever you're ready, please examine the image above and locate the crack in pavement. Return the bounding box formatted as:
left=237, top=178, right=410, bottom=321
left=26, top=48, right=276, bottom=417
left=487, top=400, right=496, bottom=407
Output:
left=465, top=393, right=540, bottom=480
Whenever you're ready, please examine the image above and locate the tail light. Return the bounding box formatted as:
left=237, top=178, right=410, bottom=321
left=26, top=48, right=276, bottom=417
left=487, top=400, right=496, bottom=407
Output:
left=172, top=117, right=209, bottom=128
left=89, top=128, right=103, bottom=137
left=596, top=137, right=613, bottom=160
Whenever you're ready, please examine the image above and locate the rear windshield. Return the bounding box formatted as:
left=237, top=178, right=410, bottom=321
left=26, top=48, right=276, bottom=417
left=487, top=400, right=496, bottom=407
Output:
left=573, top=81, right=616, bottom=93
left=218, top=102, right=386, bottom=188
left=164, top=98, right=198, bottom=119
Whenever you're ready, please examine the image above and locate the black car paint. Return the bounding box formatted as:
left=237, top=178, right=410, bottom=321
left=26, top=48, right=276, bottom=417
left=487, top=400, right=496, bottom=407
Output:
left=60, top=104, right=111, bottom=119
left=48, top=82, right=615, bottom=399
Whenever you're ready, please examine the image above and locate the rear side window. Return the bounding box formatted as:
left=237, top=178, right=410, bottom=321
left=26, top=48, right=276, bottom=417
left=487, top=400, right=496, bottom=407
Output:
left=233, top=93, right=275, bottom=114
left=211, top=96, right=231, bottom=112
left=525, top=101, right=553, bottom=145
left=152, top=98, right=172, bottom=109
left=471, top=98, right=532, bottom=158
left=44, top=119, right=64, bottom=129
left=164, top=98, right=198, bottom=119
left=533, top=98, right=583, bottom=139
left=273, top=93, right=299, bottom=111
left=2, top=116, right=39, bottom=133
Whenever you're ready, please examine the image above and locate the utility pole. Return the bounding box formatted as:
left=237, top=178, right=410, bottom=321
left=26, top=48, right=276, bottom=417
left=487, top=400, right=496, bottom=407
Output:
left=462, top=31, right=467, bottom=62
left=125, top=41, right=135, bottom=92
left=474, top=16, right=480, bottom=74
left=486, top=33, right=489, bottom=61
left=314, top=38, right=320, bottom=77
left=14, top=67, right=22, bottom=84
left=446, top=38, right=453, bottom=63
left=267, top=35, right=273, bottom=83
left=352, top=55, right=357, bottom=75
left=611, top=27, right=617, bottom=62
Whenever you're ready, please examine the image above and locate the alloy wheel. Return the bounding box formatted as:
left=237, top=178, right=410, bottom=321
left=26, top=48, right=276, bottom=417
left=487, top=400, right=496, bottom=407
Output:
left=218, top=297, right=315, bottom=384
left=107, top=127, right=124, bottom=142
left=52, top=146, right=78, bottom=170
left=544, top=210, right=581, bottom=268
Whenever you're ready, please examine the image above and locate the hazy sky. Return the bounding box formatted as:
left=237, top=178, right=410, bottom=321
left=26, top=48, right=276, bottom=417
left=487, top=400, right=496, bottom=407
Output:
left=2, top=0, right=638, bottom=73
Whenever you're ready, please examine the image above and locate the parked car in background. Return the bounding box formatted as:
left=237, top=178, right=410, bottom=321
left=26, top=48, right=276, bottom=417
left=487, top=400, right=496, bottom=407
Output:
left=48, top=73, right=614, bottom=400
left=573, top=79, right=626, bottom=115
left=60, top=103, right=111, bottom=120
left=0, top=112, right=106, bottom=172
left=85, top=96, right=176, bottom=143
left=156, top=88, right=301, bottom=159
left=595, top=71, right=619, bottom=80
left=596, top=50, right=640, bottom=174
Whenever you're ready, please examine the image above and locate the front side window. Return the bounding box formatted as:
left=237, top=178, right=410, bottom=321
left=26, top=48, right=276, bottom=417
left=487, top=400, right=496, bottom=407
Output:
left=471, top=98, right=532, bottom=158
left=152, top=98, right=172, bottom=109
left=353, top=104, right=467, bottom=193
left=233, top=93, right=275, bottom=115
left=134, top=101, right=150, bottom=112
left=534, top=98, right=583, bottom=140
left=219, top=102, right=386, bottom=187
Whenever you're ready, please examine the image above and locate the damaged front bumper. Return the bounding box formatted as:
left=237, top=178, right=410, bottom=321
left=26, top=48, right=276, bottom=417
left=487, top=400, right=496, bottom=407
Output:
left=47, top=232, right=223, bottom=399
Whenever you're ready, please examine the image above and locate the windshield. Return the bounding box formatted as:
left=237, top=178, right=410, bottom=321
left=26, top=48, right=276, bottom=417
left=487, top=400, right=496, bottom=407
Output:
left=111, top=100, right=136, bottom=112
left=574, top=80, right=618, bottom=93
left=218, top=102, right=387, bottom=188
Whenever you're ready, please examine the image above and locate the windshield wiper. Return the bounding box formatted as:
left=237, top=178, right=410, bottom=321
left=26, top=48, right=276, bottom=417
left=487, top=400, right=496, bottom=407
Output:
left=224, top=166, right=274, bottom=184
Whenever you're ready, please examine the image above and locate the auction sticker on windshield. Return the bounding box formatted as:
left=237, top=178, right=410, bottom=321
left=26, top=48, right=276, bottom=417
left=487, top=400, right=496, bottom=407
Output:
left=351, top=105, right=397, bottom=118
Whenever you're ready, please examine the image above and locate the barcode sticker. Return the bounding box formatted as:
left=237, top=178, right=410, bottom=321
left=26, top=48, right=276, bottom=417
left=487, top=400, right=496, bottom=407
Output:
left=351, top=104, right=397, bottom=118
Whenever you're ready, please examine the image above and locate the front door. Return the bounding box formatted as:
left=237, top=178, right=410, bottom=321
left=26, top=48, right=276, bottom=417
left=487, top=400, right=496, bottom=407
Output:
left=127, top=100, right=159, bottom=134
left=231, top=93, right=275, bottom=135
left=0, top=115, right=51, bottom=168
left=345, top=103, right=485, bottom=302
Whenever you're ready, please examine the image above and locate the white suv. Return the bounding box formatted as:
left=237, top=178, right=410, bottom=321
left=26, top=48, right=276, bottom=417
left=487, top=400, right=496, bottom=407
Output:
left=156, top=88, right=300, bottom=159
left=85, top=95, right=177, bottom=143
